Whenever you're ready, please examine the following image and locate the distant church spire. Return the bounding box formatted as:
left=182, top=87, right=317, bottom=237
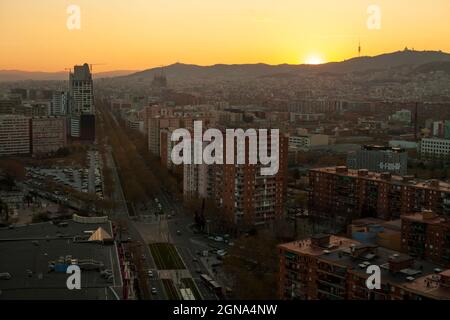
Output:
left=358, top=40, right=361, bottom=57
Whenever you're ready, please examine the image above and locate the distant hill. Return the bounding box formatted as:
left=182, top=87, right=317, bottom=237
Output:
left=412, top=61, right=450, bottom=75
left=2, top=50, right=450, bottom=82
left=124, top=50, right=450, bottom=80
left=0, top=69, right=137, bottom=82
left=0, top=70, right=67, bottom=82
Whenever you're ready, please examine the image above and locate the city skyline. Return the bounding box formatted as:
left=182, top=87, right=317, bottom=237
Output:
left=1, top=0, right=450, bottom=72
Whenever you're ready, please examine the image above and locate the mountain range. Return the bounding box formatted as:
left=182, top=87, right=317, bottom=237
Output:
left=0, top=70, right=137, bottom=82
left=2, top=50, right=450, bottom=82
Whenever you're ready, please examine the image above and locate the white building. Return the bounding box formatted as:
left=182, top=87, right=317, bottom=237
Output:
left=0, top=115, right=30, bottom=156
left=289, top=134, right=329, bottom=151
left=390, top=109, right=412, bottom=124
left=51, top=91, right=68, bottom=116
left=420, top=138, right=450, bottom=159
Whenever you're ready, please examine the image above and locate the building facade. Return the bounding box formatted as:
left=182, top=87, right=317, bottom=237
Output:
left=347, top=145, right=408, bottom=175
left=0, top=115, right=31, bottom=156
left=401, top=211, right=450, bottom=267
left=420, top=138, right=450, bottom=160
left=31, top=117, right=67, bottom=155
left=309, top=166, right=450, bottom=228
left=278, top=234, right=450, bottom=300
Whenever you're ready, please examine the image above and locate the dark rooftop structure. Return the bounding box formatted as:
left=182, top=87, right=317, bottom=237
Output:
left=0, top=218, right=122, bottom=300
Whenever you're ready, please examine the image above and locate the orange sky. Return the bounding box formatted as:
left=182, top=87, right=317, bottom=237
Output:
left=1, top=0, right=450, bottom=72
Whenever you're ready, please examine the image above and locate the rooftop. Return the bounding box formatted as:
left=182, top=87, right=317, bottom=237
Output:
left=279, top=235, right=360, bottom=257
left=0, top=219, right=122, bottom=300
left=311, top=166, right=450, bottom=192
left=401, top=211, right=449, bottom=225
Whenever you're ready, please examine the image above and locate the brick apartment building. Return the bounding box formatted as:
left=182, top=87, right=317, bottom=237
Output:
left=309, top=166, right=450, bottom=228
left=31, top=116, right=67, bottom=155
left=401, top=210, right=450, bottom=267
left=279, top=234, right=450, bottom=300
left=182, top=130, right=288, bottom=229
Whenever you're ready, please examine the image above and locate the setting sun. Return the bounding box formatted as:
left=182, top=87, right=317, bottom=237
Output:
left=304, top=55, right=325, bottom=65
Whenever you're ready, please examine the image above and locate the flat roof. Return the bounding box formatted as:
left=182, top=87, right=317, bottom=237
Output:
left=279, top=235, right=360, bottom=257
left=319, top=245, right=442, bottom=287
left=310, top=167, right=450, bottom=192
left=401, top=212, right=448, bottom=225
left=0, top=220, right=122, bottom=300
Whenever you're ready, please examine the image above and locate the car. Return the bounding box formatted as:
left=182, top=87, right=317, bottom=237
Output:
left=147, top=270, right=153, bottom=277
left=192, top=258, right=198, bottom=262
left=214, top=236, right=224, bottom=242
left=176, top=230, right=181, bottom=235
left=151, top=287, right=157, bottom=294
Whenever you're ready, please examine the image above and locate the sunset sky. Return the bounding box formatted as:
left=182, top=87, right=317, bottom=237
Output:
left=1, top=0, right=450, bottom=72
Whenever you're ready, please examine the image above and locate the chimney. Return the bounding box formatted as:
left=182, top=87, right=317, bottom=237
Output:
left=311, top=234, right=331, bottom=248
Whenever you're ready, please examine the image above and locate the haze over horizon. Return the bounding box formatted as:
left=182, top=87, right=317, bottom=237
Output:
left=1, top=0, right=450, bottom=72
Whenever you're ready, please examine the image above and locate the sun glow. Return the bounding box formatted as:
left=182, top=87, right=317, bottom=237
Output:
left=304, top=55, right=325, bottom=65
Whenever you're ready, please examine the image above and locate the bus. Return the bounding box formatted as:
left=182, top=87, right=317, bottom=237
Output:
left=200, top=274, right=223, bottom=296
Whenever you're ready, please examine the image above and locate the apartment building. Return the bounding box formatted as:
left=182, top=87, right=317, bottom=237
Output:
left=213, top=132, right=288, bottom=228
left=181, top=131, right=288, bottom=229
left=288, top=134, right=329, bottom=151
left=290, top=113, right=326, bottom=123
left=309, top=166, right=450, bottom=228
left=51, top=91, right=68, bottom=116
left=419, top=138, right=450, bottom=160
left=279, top=234, right=450, bottom=300
left=148, top=115, right=216, bottom=156
left=288, top=99, right=345, bottom=114
left=31, top=117, right=67, bottom=155
left=401, top=210, right=450, bottom=267
left=0, top=115, right=31, bottom=156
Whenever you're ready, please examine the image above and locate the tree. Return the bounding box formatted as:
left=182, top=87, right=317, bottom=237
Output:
left=223, top=230, right=279, bottom=299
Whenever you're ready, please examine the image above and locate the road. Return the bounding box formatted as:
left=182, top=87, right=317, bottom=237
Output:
left=157, top=190, right=226, bottom=300
left=103, top=108, right=226, bottom=300
left=104, top=146, right=167, bottom=300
